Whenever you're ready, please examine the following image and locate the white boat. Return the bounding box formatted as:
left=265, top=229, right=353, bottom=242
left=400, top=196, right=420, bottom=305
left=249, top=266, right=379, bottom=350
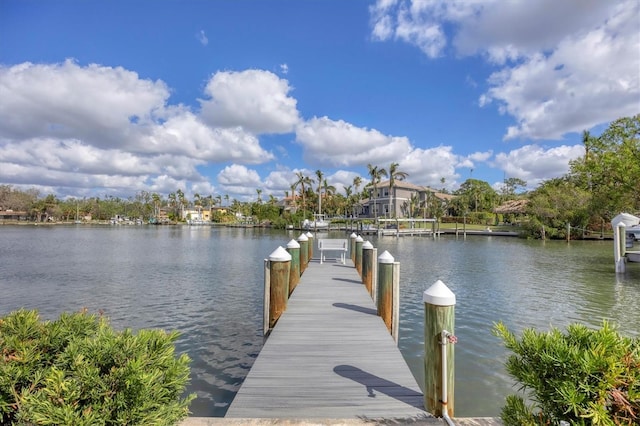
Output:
left=303, top=214, right=330, bottom=230
left=187, top=219, right=208, bottom=226
left=627, top=224, right=640, bottom=241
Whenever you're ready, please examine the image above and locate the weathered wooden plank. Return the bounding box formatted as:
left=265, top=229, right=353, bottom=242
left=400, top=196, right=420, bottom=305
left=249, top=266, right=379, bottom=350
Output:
left=225, top=259, right=430, bottom=420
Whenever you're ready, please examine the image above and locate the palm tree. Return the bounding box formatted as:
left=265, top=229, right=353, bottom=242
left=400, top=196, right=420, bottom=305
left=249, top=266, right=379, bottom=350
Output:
left=322, top=178, right=336, bottom=215
left=293, top=171, right=314, bottom=219
left=367, top=164, right=387, bottom=221
left=256, top=188, right=262, bottom=203
left=193, top=193, right=202, bottom=220
left=353, top=176, right=362, bottom=199
left=151, top=193, right=161, bottom=221
left=388, top=162, right=409, bottom=218
left=315, top=170, right=324, bottom=215
left=168, top=192, right=177, bottom=220
left=224, top=194, right=229, bottom=207
left=344, top=185, right=353, bottom=217
left=176, top=189, right=186, bottom=221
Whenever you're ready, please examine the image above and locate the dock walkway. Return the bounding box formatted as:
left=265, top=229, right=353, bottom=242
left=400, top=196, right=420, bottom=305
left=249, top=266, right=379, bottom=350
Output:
left=225, top=258, right=429, bottom=421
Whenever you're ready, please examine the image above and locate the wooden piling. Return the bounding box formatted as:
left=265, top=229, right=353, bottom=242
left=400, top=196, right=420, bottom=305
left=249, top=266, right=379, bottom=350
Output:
left=263, top=259, right=270, bottom=336
left=350, top=232, right=357, bottom=263
left=286, top=239, right=300, bottom=295
left=355, top=235, right=364, bottom=276
left=362, top=241, right=374, bottom=294
left=306, top=231, right=314, bottom=262
left=392, top=261, right=400, bottom=344
left=268, top=247, right=291, bottom=329
left=371, top=248, right=378, bottom=305
left=377, top=250, right=394, bottom=332
left=298, top=233, right=309, bottom=274
left=615, top=222, right=626, bottom=273
left=423, top=280, right=456, bottom=418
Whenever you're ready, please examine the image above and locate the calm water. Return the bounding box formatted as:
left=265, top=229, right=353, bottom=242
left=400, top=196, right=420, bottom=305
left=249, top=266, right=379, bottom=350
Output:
left=1, top=225, right=638, bottom=417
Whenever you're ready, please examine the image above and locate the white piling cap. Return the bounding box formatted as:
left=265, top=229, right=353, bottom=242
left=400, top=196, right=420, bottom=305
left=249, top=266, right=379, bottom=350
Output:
left=423, top=280, right=456, bottom=306
left=298, top=233, right=308, bottom=241
left=356, top=235, right=364, bottom=242
left=362, top=241, right=373, bottom=249
left=287, top=239, right=300, bottom=249
left=350, top=232, right=358, bottom=238
left=306, top=231, right=314, bottom=238
left=378, top=250, right=394, bottom=264
left=269, top=246, right=292, bottom=262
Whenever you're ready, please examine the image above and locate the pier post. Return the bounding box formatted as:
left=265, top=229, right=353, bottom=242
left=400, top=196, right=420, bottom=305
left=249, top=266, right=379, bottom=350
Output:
left=362, top=241, right=374, bottom=294
left=614, top=222, right=626, bottom=273
left=268, top=247, right=291, bottom=329
left=263, top=259, right=270, bottom=336
left=377, top=251, right=395, bottom=333
left=298, top=233, right=309, bottom=274
left=392, top=260, right=400, bottom=343
left=355, top=235, right=364, bottom=276
left=286, top=239, right=301, bottom=295
left=306, top=231, right=314, bottom=262
left=350, top=232, right=357, bottom=263
left=371, top=248, right=378, bottom=304
left=423, top=280, right=456, bottom=418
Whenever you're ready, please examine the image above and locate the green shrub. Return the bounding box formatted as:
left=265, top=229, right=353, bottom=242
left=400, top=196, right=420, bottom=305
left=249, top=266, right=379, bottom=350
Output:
left=0, top=309, right=194, bottom=425
left=493, top=321, right=640, bottom=425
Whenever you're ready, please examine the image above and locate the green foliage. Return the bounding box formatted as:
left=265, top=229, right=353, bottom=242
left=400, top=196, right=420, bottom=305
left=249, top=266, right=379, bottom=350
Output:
left=0, top=309, right=194, bottom=425
left=493, top=321, right=640, bottom=425
left=570, top=115, right=640, bottom=220
left=523, top=177, right=591, bottom=239
left=455, top=178, right=498, bottom=213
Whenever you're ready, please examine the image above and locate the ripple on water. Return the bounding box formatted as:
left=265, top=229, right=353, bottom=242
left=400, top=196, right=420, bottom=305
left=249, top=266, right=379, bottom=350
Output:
left=1, top=228, right=638, bottom=418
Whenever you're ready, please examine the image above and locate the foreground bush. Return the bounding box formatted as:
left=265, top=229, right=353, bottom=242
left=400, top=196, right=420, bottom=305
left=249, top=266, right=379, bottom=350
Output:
left=0, top=309, right=194, bottom=425
left=493, top=321, right=639, bottom=425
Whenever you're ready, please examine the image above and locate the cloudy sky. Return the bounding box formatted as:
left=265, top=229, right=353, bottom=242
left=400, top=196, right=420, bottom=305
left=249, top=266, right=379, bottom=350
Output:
left=1, top=0, right=638, bottom=202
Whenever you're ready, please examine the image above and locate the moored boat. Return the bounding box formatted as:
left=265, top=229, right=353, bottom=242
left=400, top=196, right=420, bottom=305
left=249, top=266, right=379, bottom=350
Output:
left=303, top=213, right=330, bottom=230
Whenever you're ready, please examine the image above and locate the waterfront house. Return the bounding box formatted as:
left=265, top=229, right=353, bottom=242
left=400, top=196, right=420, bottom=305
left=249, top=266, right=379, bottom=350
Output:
left=362, top=180, right=456, bottom=219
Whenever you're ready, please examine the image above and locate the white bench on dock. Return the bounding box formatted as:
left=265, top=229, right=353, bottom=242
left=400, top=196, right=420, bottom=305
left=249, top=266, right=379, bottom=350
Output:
left=318, top=238, right=348, bottom=264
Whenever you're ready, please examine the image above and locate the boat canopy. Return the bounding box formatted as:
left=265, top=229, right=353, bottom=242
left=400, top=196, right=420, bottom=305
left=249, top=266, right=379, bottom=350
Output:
left=611, top=212, right=640, bottom=227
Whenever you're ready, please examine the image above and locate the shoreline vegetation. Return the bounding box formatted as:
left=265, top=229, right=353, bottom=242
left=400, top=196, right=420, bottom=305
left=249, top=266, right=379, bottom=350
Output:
left=0, top=219, right=618, bottom=241
left=1, top=115, right=638, bottom=241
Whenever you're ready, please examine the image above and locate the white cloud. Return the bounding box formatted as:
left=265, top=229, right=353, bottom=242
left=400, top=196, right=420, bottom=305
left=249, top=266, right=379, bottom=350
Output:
left=280, top=64, right=289, bottom=74
left=217, top=164, right=263, bottom=199
left=397, top=145, right=462, bottom=189
left=0, top=60, right=169, bottom=148
left=369, top=0, right=640, bottom=141
left=142, top=112, right=273, bottom=163
left=370, top=0, right=449, bottom=57
left=325, top=170, right=363, bottom=196
left=199, top=69, right=300, bottom=134
left=454, top=0, right=611, bottom=62
left=485, top=3, right=640, bottom=140
left=295, top=116, right=412, bottom=167
left=468, top=151, right=493, bottom=162
left=493, top=144, right=584, bottom=188
left=197, top=30, right=209, bottom=46
left=0, top=61, right=282, bottom=200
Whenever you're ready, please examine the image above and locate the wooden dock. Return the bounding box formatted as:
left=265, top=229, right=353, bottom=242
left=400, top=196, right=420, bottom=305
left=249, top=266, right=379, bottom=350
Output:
left=225, top=258, right=429, bottom=421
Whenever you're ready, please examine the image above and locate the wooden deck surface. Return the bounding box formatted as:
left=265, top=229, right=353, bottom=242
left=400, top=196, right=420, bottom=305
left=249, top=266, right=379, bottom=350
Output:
left=225, top=258, right=430, bottom=420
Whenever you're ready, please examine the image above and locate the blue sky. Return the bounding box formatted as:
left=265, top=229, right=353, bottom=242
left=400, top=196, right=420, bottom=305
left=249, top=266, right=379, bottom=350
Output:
left=1, top=0, right=638, bottom=202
